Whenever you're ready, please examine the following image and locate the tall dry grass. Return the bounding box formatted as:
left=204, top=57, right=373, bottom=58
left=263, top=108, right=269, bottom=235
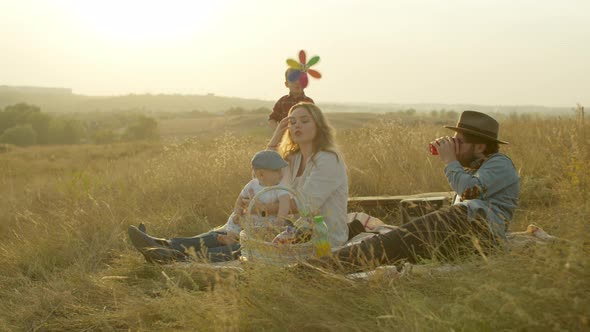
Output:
left=0, top=113, right=588, bottom=331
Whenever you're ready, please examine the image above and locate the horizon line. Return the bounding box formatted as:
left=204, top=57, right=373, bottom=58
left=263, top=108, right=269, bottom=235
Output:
left=0, top=84, right=575, bottom=109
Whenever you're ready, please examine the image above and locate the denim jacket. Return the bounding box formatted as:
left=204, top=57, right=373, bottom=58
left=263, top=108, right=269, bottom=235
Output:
left=444, top=153, right=520, bottom=238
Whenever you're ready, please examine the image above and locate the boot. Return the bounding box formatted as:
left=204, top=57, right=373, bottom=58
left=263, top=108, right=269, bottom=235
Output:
left=143, top=247, right=189, bottom=263
left=128, top=225, right=187, bottom=263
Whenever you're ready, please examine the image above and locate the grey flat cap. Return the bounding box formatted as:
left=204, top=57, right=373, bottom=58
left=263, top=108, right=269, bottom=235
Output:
left=251, top=150, right=288, bottom=170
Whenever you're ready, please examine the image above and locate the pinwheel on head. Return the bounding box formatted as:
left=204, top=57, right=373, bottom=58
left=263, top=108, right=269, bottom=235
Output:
left=286, top=50, right=322, bottom=89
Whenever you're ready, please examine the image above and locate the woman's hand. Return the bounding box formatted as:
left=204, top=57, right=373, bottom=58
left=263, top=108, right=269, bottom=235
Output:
left=433, top=136, right=458, bottom=164
left=268, top=117, right=289, bottom=148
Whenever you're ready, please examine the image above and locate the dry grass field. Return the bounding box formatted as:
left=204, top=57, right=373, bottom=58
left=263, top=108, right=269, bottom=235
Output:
left=0, top=111, right=588, bottom=331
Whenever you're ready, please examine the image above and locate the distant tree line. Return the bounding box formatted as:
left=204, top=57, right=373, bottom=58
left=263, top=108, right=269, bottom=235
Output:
left=0, top=103, right=159, bottom=147
left=385, top=108, right=459, bottom=118
left=429, top=109, right=459, bottom=119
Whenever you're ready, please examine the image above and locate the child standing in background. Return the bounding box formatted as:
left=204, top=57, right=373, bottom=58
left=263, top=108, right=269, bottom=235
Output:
left=267, top=68, right=314, bottom=129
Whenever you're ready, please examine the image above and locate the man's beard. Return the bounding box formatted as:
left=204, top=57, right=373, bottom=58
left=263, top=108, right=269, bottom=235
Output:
left=457, top=145, right=477, bottom=167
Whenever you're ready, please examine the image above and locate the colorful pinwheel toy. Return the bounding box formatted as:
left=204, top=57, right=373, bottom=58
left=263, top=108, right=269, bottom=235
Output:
left=286, top=50, right=321, bottom=89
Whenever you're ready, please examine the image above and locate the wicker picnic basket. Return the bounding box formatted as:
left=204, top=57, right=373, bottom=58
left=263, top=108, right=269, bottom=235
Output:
left=239, top=185, right=316, bottom=265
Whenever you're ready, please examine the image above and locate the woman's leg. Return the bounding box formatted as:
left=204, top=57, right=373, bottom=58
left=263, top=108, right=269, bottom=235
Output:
left=128, top=226, right=240, bottom=263
left=128, top=225, right=189, bottom=263
left=325, top=205, right=497, bottom=271
left=169, top=231, right=240, bottom=262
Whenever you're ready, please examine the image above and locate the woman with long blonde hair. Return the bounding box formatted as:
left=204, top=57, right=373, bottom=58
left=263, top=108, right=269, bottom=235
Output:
left=265, top=102, right=349, bottom=246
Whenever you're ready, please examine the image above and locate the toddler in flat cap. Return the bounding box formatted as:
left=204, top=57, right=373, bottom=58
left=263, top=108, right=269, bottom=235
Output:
left=215, top=150, right=292, bottom=245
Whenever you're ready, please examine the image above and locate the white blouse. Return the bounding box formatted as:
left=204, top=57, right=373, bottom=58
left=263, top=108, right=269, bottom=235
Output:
left=282, top=150, right=349, bottom=247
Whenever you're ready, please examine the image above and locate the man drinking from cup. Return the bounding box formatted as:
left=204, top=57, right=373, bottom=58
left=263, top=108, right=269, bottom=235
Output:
left=321, top=111, right=520, bottom=271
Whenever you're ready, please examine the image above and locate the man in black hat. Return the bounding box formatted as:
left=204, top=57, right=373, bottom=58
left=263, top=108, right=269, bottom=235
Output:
left=321, top=110, right=520, bottom=270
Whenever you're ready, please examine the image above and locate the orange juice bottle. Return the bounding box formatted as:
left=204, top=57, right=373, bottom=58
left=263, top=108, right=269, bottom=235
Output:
left=313, top=215, right=331, bottom=257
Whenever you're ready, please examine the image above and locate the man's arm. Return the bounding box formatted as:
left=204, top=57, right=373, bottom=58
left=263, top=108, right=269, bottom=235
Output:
left=445, top=155, right=518, bottom=199
left=445, top=161, right=485, bottom=199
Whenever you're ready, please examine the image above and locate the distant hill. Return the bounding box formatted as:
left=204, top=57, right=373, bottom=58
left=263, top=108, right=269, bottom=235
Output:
left=0, top=86, right=273, bottom=113
left=0, top=85, right=571, bottom=115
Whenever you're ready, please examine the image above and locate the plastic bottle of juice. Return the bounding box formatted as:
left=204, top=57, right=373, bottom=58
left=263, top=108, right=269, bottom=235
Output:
left=313, top=215, right=331, bottom=257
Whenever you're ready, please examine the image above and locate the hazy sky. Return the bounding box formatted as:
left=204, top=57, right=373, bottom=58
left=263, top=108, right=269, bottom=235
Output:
left=1, top=0, right=589, bottom=107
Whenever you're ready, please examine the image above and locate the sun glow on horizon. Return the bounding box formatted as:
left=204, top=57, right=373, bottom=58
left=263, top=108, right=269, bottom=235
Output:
left=1, top=0, right=588, bottom=106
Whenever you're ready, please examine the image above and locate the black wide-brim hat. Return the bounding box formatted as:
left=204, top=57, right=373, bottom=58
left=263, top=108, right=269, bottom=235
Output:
left=445, top=110, right=509, bottom=144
